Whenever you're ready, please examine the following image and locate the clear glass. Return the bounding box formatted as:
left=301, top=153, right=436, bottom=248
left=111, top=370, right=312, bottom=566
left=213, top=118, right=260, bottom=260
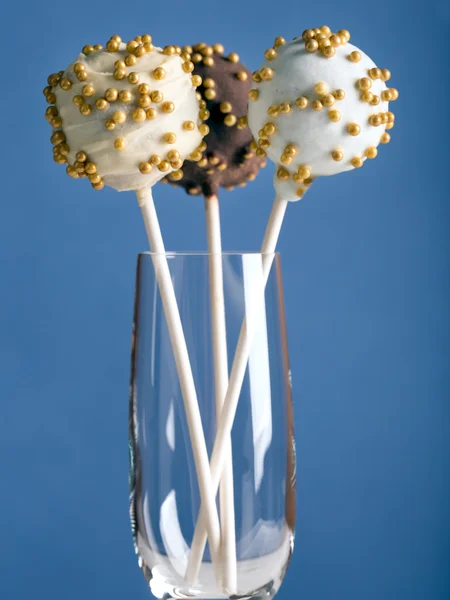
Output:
left=129, top=253, right=295, bottom=600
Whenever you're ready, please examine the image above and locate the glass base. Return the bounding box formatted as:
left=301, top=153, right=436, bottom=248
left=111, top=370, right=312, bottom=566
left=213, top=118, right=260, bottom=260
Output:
left=136, top=528, right=293, bottom=600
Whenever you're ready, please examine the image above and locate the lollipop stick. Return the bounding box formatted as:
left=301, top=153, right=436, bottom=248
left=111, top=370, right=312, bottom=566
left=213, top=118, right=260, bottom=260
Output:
left=185, top=196, right=289, bottom=583
left=136, top=187, right=222, bottom=578
left=204, top=195, right=237, bottom=593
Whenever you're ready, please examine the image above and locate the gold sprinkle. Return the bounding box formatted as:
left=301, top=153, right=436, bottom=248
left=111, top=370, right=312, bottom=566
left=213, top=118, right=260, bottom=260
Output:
left=237, top=116, right=248, bottom=129
left=331, top=149, right=344, bottom=161
left=274, top=36, right=286, bottom=48
left=95, top=98, right=109, bottom=110
left=203, top=77, right=215, bottom=88
left=361, top=91, right=374, bottom=103
left=260, top=67, right=274, bottom=81
left=158, top=160, right=171, bottom=172
left=139, top=162, right=153, bottom=174
left=248, top=89, right=259, bottom=101
left=73, top=63, right=85, bottom=73
left=183, top=120, right=195, bottom=131
left=380, top=132, right=391, bottom=144
left=192, top=74, right=202, bottom=87
left=330, top=34, right=342, bottom=47
left=314, top=82, right=328, bottom=96
left=82, top=45, right=94, bottom=55
left=163, top=132, right=177, bottom=144
left=199, top=108, right=210, bottom=120
left=169, top=169, right=184, bottom=181
left=105, top=119, right=116, bottom=130
left=224, top=114, right=237, bottom=127
left=153, top=67, right=166, bottom=80
left=150, top=154, right=161, bottom=166
left=125, top=54, right=137, bottom=67
left=263, top=122, right=276, bottom=136
left=146, top=108, right=157, bottom=120
left=369, top=67, right=382, bottom=80
left=298, top=165, right=311, bottom=179
left=295, top=97, right=308, bottom=109
left=51, top=131, right=66, bottom=145
left=334, top=89, right=346, bottom=100
left=347, top=123, right=361, bottom=136
left=277, top=166, right=290, bottom=181
left=85, top=162, right=97, bottom=174
left=256, top=148, right=266, bottom=158
left=370, top=95, right=381, bottom=106
left=114, top=138, right=126, bottom=151
left=280, top=154, right=292, bottom=165
left=338, top=29, right=351, bottom=42
left=119, top=90, right=132, bottom=103
left=76, top=71, right=88, bottom=82
left=132, top=108, right=147, bottom=122
left=268, top=105, right=279, bottom=117
left=351, top=156, right=363, bottom=168
left=306, top=40, right=319, bottom=52
left=220, top=102, right=232, bottom=113
left=142, top=34, right=152, bottom=43
left=79, top=103, right=92, bottom=116
left=365, top=146, right=378, bottom=159
left=252, top=71, right=262, bottom=83
left=114, top=68, right=127, bottom=81
left=105, top=88, right=119, bottom=102
left=303, top=177, right=313, bottom=186
left=203, top=57, right=214, bottom=67
left=182, top=61, right=195, bottom=73
left=139, top=95, right=151, bottom=108
left=106, top=40, right=120, bottom=53
left=380, top=68, right=391, bottom=82
left=322, top=94, right=335, bottom=107
left=150, top=91, right=163, bottom=103
left=322, top=46, right=336, bottom=58
left=358, top=77, right=372, bottom=91
left=213, top=43, right=224, bottom=54
left=134, top=44, right=147, bottom=57
left=236, top=71, right=248, bottom=81
left=259, top=139, right=270, bottom=149
left=204, top=88, right=216, bottom=100
left=59, top=77, right=72, bottom=90
left=279, top=102, right=291, bottom=114
left=82, top=84, right=95, bottom=97
left=161, top=101, right=175, bottom=114
left=114, top=60, right=126, bottom=69
left=349, top=51, right=361, bottom=63
left=72, top=95, right=84, bottom=107
left=328, top=109, right=341, bottom=122
left=198, top=123, right=210, bottom=135
left=264, top=48, right=277, bottom=60
left=228, top=52, right=239, bottom=63
left=88, top=172, right=101, bottom=184
left=369, top=114, right=382, bottom=126
left=128, top=72, right=140, bottom=85
left=192, top=53, right=202, bottom=63
left=302, top=29, right=315, bottom=40
left=113, top=110, right=126, bottom=124
left=312, top=100, right=323, bottom=111
left=137, top=83, right=150, bottom=95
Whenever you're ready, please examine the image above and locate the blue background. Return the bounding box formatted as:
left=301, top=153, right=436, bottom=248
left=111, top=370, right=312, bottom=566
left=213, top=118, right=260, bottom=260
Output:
left=1, top=1, right=449, bottom=599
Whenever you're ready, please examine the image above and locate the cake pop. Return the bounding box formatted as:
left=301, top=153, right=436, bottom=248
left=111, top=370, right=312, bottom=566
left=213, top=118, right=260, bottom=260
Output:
left=163, top=42, right=264, bottom=196
left=44, top=34, right=203, bottom=192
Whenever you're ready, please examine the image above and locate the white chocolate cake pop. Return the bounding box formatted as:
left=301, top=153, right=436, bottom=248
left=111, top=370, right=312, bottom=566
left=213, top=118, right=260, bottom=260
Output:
left=247, top=29, right=398, bottom=200
left=44, top=35, right=204, bottom=191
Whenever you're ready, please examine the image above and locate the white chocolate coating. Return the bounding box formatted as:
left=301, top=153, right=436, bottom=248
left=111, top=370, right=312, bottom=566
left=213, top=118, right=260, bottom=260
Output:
left=54, top=45, right=202, bottom=191
left=248, top=39, right=391, bottom=201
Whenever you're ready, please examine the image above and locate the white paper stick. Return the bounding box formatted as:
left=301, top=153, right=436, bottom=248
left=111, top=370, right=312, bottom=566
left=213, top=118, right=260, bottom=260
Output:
left=136, top=187, right=222, bottom=578
left=185, top=196, right=289, bottom=582
left=202, top=195, right=237, bottom=593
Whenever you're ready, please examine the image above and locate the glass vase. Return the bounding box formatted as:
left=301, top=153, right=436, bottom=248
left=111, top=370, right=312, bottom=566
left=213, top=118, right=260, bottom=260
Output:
left=129, top=252, right=295, bottom=600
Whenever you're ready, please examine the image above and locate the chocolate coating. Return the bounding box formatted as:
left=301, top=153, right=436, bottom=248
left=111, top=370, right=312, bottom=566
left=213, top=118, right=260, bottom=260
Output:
left=164, top=43, right=265, bottom=197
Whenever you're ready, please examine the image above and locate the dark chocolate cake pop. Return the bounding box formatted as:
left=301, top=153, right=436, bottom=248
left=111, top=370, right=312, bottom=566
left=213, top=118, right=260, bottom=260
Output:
left=163, top=42, right=265, bottom=197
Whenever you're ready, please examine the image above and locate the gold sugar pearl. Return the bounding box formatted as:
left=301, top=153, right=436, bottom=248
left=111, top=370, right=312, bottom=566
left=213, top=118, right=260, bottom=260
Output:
left=369, top=67, right=382, bottom=80
left=298, top=165, right=311, bottom=179
left=369, top=114, right=382, bottom=126
left=260, top=67, right=274, bottom=81
left=46, top=92, right=57, bottom=104
left=161, top=101, right=175, bottom=114
left=306, top=40, right=319, bottom=52
left=322, top=46, right=336, bottom=58
left=146, top=108, right=157, bottom=119
left=153, top=67, right=166, bottom=80
left=388, top=88, right=399, bottom=100
left=183, top=61, right=195, bottom=73
left=280, top=154, right=292, bottom=165
left=60, top=77, right=72, bottom=90
left=134, top=45, right=147, bottom=57
left=93, top=45, right=103, bottom=51
left=347, top=123, right=361, bottom=136
left=199, top=108, right=210, bottom=120
left=358, top=77, right=372, bottom=91
left=150, top=155, right=161, bottom=166
left=338, top=29, right=351, bottom=42
left=76, top=71, right=88, bottom=82
left=198, top=123, right=210, bottom=135
left=274, top=36, right=286, bottom=48
left=201, top=46, right=213, bottom=56
left=380, top=68, right=391, bottom=81
left=115, top=60, right=126, bottom=69
left=296, top=97, right=308, bottom=109
left=213, top=43, right=224, bottom=54
left=138, top=83, right=150, bottom=95
left=111, top=35, right=122, bottom=44
left=192, top=75, right=202, bottom=87
left=320, top=25, right=331, bottom=35
left=268, top=105, right=279, bottom=117
left=277, top=167, right=290, bottom=181
left=158, top=161, right=171, bottom=172
left=92, top=180, right=105, bottom=190
left=128, top=72, right=140, bottom=85
left=163, top=45, right=176, bottom=55
left=349, top=51, right=361, bottom=62
left=333, top=89, right=346, bottom=100
left=72, top=95, right=84, bottom=107
left=322, top=94, right=335, bottom=107
left=361, top=91, right=374, bottom=103
left=82, top=84, right=95, bottom=97
left=258, top=128, right=266, bottom=139
left=80, top=103, right=92, bottom=116
left=318, top=38, right=331, bottom=48
left=208, top=156, right=220, bottom=165
left=51, top=131, right=66, bottom=144
left=43, top=85, right=53, bottom=97
left=248, top=89, right=259, bottom=101
left=73, top=63, right=85, bottom=73
left=105, top=88, right=118, bottom=102
left=132, top=108, right=147, bottom=122
left=66, top=166, right=78, bottom=178
left=237, top=116, right=248, bottom=129
left=380, top=132, right=391, bottom=143
left=51, top=117, right=63, bottom=128
left=139, top=162, right=153, bottom=174
left=163, top=132, right=177, bottom=144
left=139, top=95, right=151, bottom=108
left=114, top=68, right=126, bottom=81
left=249, top=140, right=258, bottom=152
left=263, top=122, right=276, bottom=136
left=331, top=149, right=344, bottom=161
left=365, top=146, right=378, bottom=159
left=351, top=157, right=363, bottom=168
left=259, top=139, right=270, bottom=149
left=264, top=48, right=277, bottom=60
left=203, top=77, right=215, bottom=88
left=296, top=189, right=305, bottom=198
left=82, top=45, right=94, bottom=55
left=314, top=82, right=328, bottom=95
left=192, top=53, right=202, bottom=63
left=85, top=162, right=97, bottom=174
left=114, top=138, right=126, bottom=151
left=224, top=114, right=237, bottom=126
left=119, top=90, right=132, bottom=103
left=284, top=144, right=297, bottom=156
left=169, top=169, right=184, bottom=181
left=204, top=89, right=216, bottom=100
left=385, top=122, right=394, bottom=130
left=328, top=110, right=341, bottom=122
left=47, top=73, right=61, bottom=86
left=95, top=98, right=109, bottom=110
left=105, top=119, right=116, bottom=130
left=236, top=71, right=248, bottom=81
left=279, top=102, right=291, bottom=114
left=106, top=40, right=120, bottom=52
left=113, top=110, right=126, bottom=124
left=190, top=150, right=202, bottom=161
left=183, top=120, right=195, bottom=131
left=142, top=34, right=152, bottom=43
left=203, top=57, right=214, bottom=67
left=76, top=151, right=87, bottom=162
left=46, top=106, right=58, bottom=118
left=370, top=95, right=381, bottom=106
left=386, top=111, right=395, bottom=123
left=302, top=29, right=315, bottom=40
left=220, top=102, right=232, bottom=113
left=167, top=150, right=180, bottom=161
left=125, top=54, right=137, bottom=67
left=171, top=159, right=183, bottom=169
left=252, top=71, right=262, bottom=83
left=228, top=52, right=239, bottom=63
left=312, top=100, right=323, bottom=111
left=329, top=34, right=342, bottom=47
left=58, top=143, right=70, bottom=155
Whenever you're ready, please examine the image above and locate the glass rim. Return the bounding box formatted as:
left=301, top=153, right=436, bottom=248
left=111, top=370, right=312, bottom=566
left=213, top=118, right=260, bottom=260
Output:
left=138, top=251, right=281, bottom=257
